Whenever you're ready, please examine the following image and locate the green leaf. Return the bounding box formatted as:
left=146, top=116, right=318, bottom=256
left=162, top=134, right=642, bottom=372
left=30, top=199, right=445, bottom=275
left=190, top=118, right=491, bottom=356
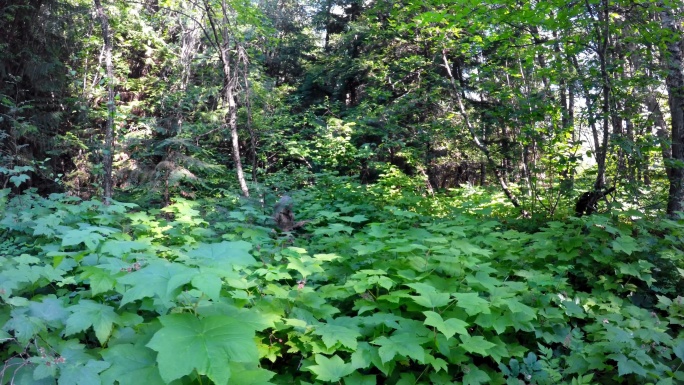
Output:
left=80, top=266, right=118, bottom=295
left=371, top=333, right=429, bottom=363
left=460, top=335, right=496, bottom=356
left=28, top=297, right=68, bottom=324
left=100, top=344, right=165, bottom=385
left=611, top=236, right=639, bottom=255
left=186, top=241, right=256, bottom=269
left=146, top=313, right=258, bottom=384
left=453, top=292, right=491, bottom=316
left=192, top=272, right=222, bottom=301
left=613, top=353, right=647, bottom=377
left=407, top=283, right=451, bottom=308
left=344, top=372, right=376, bottom=385
left=314, top=223, right=355, bottom=235
left=462, top=364, right=491, bottom=385
left=314, top=322, right=361, bottom=350
left=674, top=340, right=684, bottom=361
left=9, top=174, right=30, bottom=187
left=64, top=300, right=118, bottom=344
left=307, top=354, right=354, bottom=382
left=117, top=260, right=196, bottom=307
left=62, top=229, right=105, bottom=251
left=226, top=363, right=275, bottom=385
left=423, top=311, right=468, bottom=339
left=100, top=240, right=151, bottom=257
left=503, top=299, right=536, bottom=320
left=338, top=214, right=368, bottom=223
left=58, top=359, right=110, bottom=385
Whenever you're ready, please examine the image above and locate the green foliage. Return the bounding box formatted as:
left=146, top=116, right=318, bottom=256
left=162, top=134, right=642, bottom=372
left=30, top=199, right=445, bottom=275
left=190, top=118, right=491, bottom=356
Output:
left=1, top=178, right=682, bottom=384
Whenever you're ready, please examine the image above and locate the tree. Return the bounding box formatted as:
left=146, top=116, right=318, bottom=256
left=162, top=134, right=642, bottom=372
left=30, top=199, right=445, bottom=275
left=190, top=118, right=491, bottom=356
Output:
left=661, top=3, right=684, bottom=215
left=202, top=0, right=251, bottom=197
left=93, top=0, right=115, bottom=202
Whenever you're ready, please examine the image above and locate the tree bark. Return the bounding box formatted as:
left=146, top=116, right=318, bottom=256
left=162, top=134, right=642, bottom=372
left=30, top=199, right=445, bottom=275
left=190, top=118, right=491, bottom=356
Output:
left=93, top=0, right=114, bottom=203
left=661, top=7, right=684, bottom=215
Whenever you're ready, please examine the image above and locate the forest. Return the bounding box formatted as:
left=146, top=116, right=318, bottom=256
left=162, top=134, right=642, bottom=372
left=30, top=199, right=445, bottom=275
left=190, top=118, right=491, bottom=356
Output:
left=1, top=0, right=684, bottom=383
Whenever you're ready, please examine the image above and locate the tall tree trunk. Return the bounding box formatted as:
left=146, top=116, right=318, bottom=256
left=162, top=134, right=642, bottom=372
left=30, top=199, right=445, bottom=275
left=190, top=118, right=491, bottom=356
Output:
left=204, top=0, right=250, bottom=197
left=93, top=0, right=114, bottom=202
left=661, top=6, right=684, bottom=215
left=222, top=51, right=250, bottom=198
left=592, top=0, right=611, bottom=191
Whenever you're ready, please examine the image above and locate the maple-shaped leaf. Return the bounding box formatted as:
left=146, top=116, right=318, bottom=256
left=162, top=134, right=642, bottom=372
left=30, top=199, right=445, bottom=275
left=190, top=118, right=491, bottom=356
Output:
left=80, top=266, right=118, bottom=295
left=287, top=255, right=324, bottom=278
left=186, top=241, right=256, bottom=270
left=58, top=342, right=110, bottom=385
left=226, top=363, right=275, bottom=385
left=100, top=344, right=165, bottom=385
left=423, top=311, right=468, bottom=339
left=351, top=342, right=374, bottom=369
left=674, top=340, right=684, bottom=361
left=307, top=354, right=354, bottom=382
left=611, top=236, right=639, bottom=256
left=338, top=214, right=368, bottom=223
left=453, top=240, right=491, bottom=256
left=4, top=308, right=46, bottom=344
left=313, top=321, right=361, bottom=350
left=371, top=333, right=429, bottom=364
left=58, top=359, right=110, bottom=385
left=117, top=260, right=196, bottom=308
left=191, top=271, right=222, bottom=301
left=344, top=372, right=376, bottom=385
left=146, top=313, right=258, bottom=384
left=465, top=272, right=500, bottom=291
left=503, top=299, right=536, bottom=320
left=62, top=229, right=105, bottom=251
left=407, top=282, right=450, bottom=308
left=64, top=300, right=118, bottom=344
left=313, top=223, right=354, bottom=236
left=100, top=239, right=151, bottom=258
left=32, top=215, right=61, bottom=237
left=453, top=292, right=491, bottom=316
left=462, top=364, right=490, bottom=385
left=612, top=353, right=647, bottom=377
left=426, top=354, right=448, bottom=372
left=28, top=297, right=68, bottom=326
left=460, top=335, right=496, bottom=356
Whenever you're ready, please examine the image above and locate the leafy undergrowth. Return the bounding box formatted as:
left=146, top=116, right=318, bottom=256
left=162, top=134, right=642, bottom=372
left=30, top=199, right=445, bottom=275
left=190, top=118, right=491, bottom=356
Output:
left=1, top=182, right=683, bottom=385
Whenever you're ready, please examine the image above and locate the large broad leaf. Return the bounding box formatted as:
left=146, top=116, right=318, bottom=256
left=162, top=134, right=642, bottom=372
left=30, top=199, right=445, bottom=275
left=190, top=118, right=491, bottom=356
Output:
left=460, top=335, right=496, bottom=356
left=100, top=344, right=165, bottom=385
left=307, top=354, right=354, bottom=382
left=62, top=229, right=104, bottom=251
left=313, top=319, right=361, bottom=350
left=453, top=292, right=491, bottom=316
left=146, top=313, right=258, bottom=384
left=423, top=311, right=468, bottom=339
left=80, top=266, right=118, bottom=295
left=407, top=283, right=451, bottom=308
left=612, top=353, right=648, bottom=377
left=226, top=363, right=275, bottom=385
left=371, top=333, right=429, bottom=364
left=100, top=240, right=151, bottom=258
left=186, top=241, right=256, bottom=270
left=117, top=260, right=196, bottom=307
left=64, top=300, right=118, bottom=344
left=462, top=364, right=491, bottom=385
left=611, top=236, right=639, bottom=256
